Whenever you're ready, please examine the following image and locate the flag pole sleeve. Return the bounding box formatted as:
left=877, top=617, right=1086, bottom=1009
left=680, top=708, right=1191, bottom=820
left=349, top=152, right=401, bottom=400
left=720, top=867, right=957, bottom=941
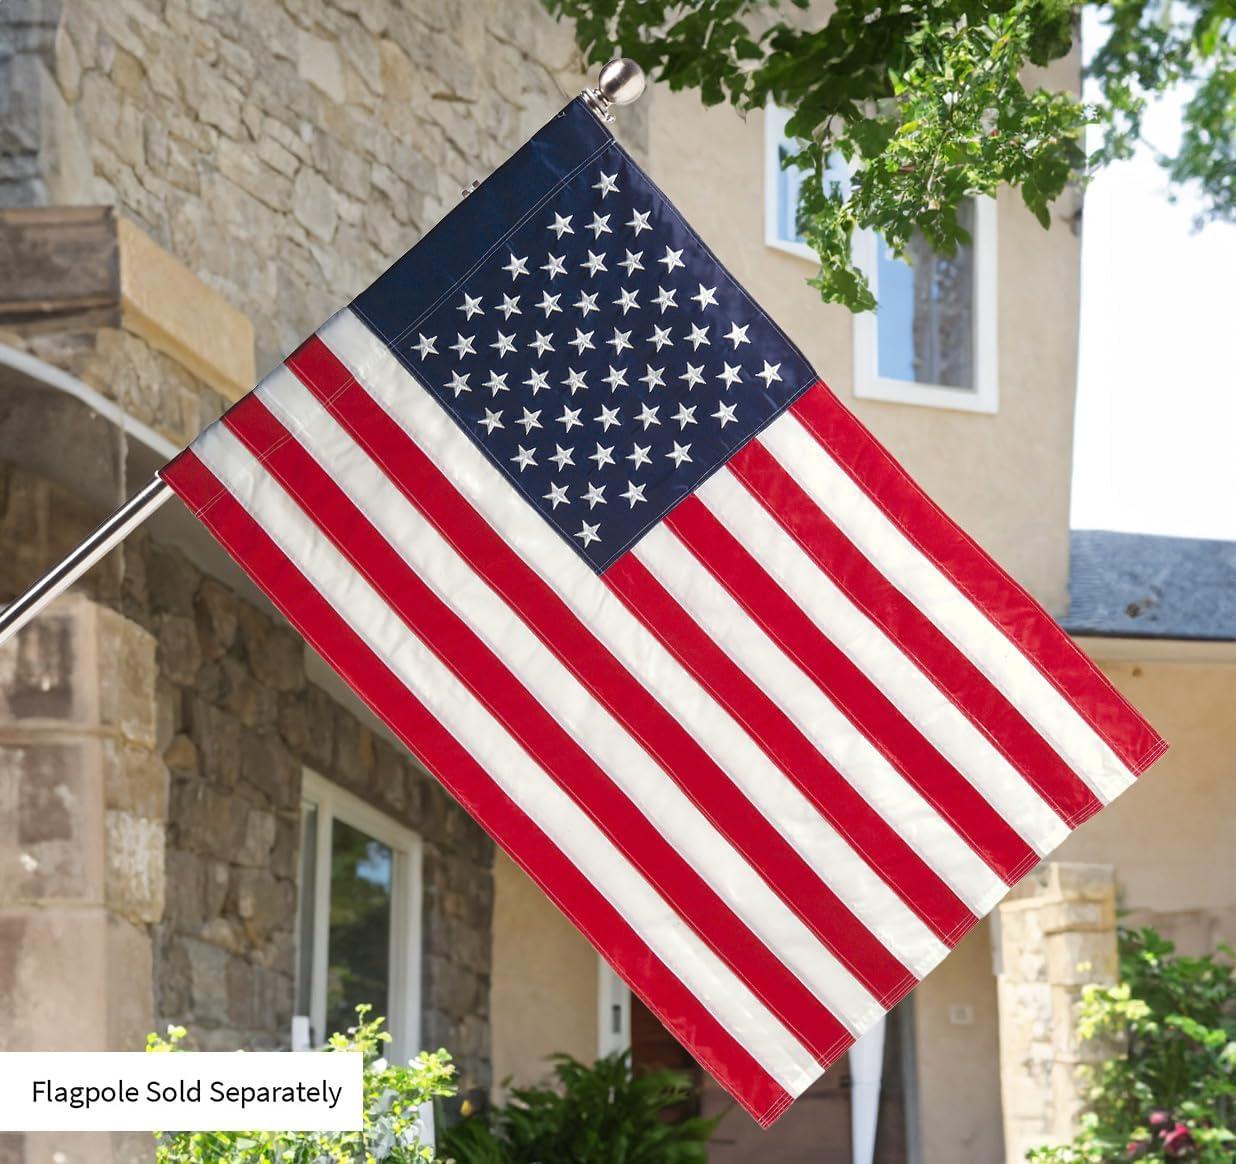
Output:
left=0, top=476, right=173, bottom=647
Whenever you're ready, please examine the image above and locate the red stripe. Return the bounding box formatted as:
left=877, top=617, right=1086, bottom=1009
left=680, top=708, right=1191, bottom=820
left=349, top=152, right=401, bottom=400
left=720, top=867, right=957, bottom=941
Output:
left=602, top=551, right=977, bottom=946
left=790, top=385, right=1167, bottom=777
left=665, top=497, right=1041, bottom=884
left=159, top=448, right=798, bottom=1128
left=223, top=391, right=853, bottom=1066
left=287, top=334, right=916, bottom=1007
left=729, top=440, right=1106, bottom=827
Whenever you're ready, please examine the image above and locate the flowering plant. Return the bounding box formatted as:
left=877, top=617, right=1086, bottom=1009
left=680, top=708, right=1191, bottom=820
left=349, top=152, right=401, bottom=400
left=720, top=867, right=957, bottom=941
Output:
left=150, top=1005, right=457, bottom=1163
left=1028, top=928, right=1236, bottom=1164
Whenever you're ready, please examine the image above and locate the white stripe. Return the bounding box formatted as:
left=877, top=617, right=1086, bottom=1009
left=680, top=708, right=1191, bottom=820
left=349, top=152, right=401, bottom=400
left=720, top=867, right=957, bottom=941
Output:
left=633, top=524, right=1007, bottom=917
left=318, top=308, right=949, bottom=977
left=191, top=418, right=820, bottom=1096
left=697, top=468, right=1070, bottom=857
left=759, top=413, right=1136, bottom=803
left=255, top=367, right=883, bottom=1034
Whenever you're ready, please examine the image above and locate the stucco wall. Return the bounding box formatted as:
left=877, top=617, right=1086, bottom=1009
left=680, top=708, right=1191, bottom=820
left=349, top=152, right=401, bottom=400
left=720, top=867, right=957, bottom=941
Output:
left=490, top=850, right=599, bottom=1096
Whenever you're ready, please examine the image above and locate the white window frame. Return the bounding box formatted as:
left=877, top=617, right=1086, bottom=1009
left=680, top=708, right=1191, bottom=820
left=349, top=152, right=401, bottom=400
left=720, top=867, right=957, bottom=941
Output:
left=596, top=957, right=631, bottom=1058
left=852, top=199, right=1000, bottom=414
left=763, top=103, right=999, bottom=414
left=296, top=769, right=424, bottom=1062
left=763, top=104, right=818, bottom=262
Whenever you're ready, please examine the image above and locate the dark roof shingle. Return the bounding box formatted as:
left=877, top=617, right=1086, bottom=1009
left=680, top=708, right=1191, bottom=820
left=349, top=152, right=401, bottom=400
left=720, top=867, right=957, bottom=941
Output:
left=1066, top=530, right=1236, bottom=641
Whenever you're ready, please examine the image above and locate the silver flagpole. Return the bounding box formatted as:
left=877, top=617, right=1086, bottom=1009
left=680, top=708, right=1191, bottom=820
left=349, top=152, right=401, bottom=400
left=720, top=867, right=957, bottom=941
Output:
left=0, top=59, right=645, bottom=650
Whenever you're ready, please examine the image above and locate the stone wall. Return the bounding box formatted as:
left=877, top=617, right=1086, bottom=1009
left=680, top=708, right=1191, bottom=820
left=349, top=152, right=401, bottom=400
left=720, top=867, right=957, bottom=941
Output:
left=0, top=0, right=614, bottom=374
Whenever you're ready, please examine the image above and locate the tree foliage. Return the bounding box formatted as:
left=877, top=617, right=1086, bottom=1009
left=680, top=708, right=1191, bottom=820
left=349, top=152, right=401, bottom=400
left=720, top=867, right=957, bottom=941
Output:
left=543, top=0, right=1235, bottom=311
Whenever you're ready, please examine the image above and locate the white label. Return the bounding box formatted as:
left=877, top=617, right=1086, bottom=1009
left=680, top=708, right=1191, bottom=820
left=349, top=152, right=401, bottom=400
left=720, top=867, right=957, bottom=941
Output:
left=0, top=1052, right=363, bottom=1131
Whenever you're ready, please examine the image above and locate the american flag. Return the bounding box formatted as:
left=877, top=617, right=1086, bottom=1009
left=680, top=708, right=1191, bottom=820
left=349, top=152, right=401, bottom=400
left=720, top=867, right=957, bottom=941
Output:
left=161, top=99, right=1166, bottom=1126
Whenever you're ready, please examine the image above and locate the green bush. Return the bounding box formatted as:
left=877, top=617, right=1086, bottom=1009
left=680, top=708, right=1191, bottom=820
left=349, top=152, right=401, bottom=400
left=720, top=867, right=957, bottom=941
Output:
left=1028, top=928, right=1236, bottom=1164
left=150, top=1005, right=456, bottom=1163
left=439, top=1052, right=719, bottom=1164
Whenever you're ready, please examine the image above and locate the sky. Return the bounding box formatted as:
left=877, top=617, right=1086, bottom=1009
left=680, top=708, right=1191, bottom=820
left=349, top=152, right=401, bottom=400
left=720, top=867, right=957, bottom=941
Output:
left=1070, top=18, right=1236, bottom=540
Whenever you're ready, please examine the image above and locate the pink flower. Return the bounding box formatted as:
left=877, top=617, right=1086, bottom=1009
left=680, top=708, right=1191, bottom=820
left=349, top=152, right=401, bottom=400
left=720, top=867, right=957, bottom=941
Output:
left=1162, top=1123, right=1195, bottom=1157
left=1126, top=1140, right=1151, bottom=1160
left=1148, top=1109, right=1172, bottom=1129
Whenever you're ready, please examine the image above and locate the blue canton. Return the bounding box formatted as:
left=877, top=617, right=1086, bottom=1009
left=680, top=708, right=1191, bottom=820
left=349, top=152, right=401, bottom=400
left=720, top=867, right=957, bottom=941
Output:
left=390, top=143, right=813, bottom=572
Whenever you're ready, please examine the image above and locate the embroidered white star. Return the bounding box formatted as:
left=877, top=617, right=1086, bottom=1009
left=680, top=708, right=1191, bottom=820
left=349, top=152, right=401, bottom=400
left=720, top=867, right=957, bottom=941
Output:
left=587, top=406, right=615, bottom=435
left=607, top=328, right=633, bottom=356
left=524, top=368, right=550, bottom=395
left=712, top=401, right=739, bottom=427
left=516, top=407, right=542, bottom=433
left=543, top=482, right=569, bottom=508
left=667, top=441, right=693, bottom=467
left=620, top=480, right=647, bottom=507
left=685, top=323, right=710, bottom=350
left=568, top=329, right=595, bottom=356
left=537, top=291, right=562, bottom=317
left=635, top=403, right=661, bottom=429
left=484, top=370, right=509, bottom=395
left=717, top=362, right=743, bottom=388
left=450, top=334, right=476, bottom=359
left=725, top=321, right=750, bottom=347
left=459, top=292, right=483, bottom=319
left=529, top=331, right=554, bottom=357
left=756, top=360, right=783, bottom=387
left=491, top=331, right=516, bottom=357
left=549, top=212, right=573, bottom=238
left=639, top=365, right=666, bottom=391
left=649, top=325, right=673, bottom=351
left=692, top=284, right=719, bottom=310
left=673, top=402, right=697, bottom=428
left=613, top=287, right=640, bottom=314
left=412, top=334, right=437, bottom=358
left=503, top=253, right=529, bottom=279
left=511, top=445, right=537, bottom=471
left=497, top=294, right=521, bottom=320
left=557, top=404, right=583, bottom=431
left=602, top=365, right=628, bottom=390
left=627, top=209, right=652, bottom=235
left=653, top=286, right=678, bottom=312
left=541, top=253, right=567, bottom=280
left=549, top=444, right=575, bottom=470
left=574, top=292, right=600, bottom=317
left=627, top=443, right=652, bottom=468
left=575, top=521, right=601, bottom=547
left=582, top=482, right=607, bottom=508
left=587, top=212, right=612, bottom=239
left=619, top=249, right=644, bottom=277
left=582, top=251, right=607, bottom=277
left=563, top=367, right=588, bottom=395
left=680, top=363, right=706, bottom=389
left=445, top=371, right=470, bottom=397
left=593, top=172, right=620, bottom=197
left=479, top=408, right=503, bottom=433
left=659, top=246, right=685, bottom=274
left=589, top=443, right=616, bottom=470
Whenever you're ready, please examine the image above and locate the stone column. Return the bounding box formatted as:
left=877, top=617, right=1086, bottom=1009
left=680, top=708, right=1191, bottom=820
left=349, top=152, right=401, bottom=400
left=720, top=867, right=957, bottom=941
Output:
left=995, top=862, right=1118, bottom=1164
left=0, top=595, right=166, bottom=1164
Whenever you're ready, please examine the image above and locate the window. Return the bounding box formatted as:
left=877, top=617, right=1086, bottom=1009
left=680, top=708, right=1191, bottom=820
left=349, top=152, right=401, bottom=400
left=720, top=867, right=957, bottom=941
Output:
left=295, top=771, right=423, bottom=1061
left=764, top=105, right=998, bottom=413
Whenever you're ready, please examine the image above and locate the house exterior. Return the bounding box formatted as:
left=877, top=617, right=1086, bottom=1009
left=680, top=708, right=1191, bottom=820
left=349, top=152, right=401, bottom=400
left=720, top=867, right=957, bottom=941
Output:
left=1, top=3, right=1231, bottom=1164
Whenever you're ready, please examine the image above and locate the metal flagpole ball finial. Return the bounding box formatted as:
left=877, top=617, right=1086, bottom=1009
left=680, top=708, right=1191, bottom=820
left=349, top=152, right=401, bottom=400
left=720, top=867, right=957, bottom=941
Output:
left=598, top=58, right=645, bottom=106
left=584, top=58, right=646, bottom=122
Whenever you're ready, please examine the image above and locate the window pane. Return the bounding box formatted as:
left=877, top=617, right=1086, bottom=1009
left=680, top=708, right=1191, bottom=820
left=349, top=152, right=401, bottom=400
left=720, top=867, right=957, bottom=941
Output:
left=877, top=200, right=975, bottom=389
left=295, top=803, right=318, bottom=1019
left=325, top=819, right=393, bottom=1037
